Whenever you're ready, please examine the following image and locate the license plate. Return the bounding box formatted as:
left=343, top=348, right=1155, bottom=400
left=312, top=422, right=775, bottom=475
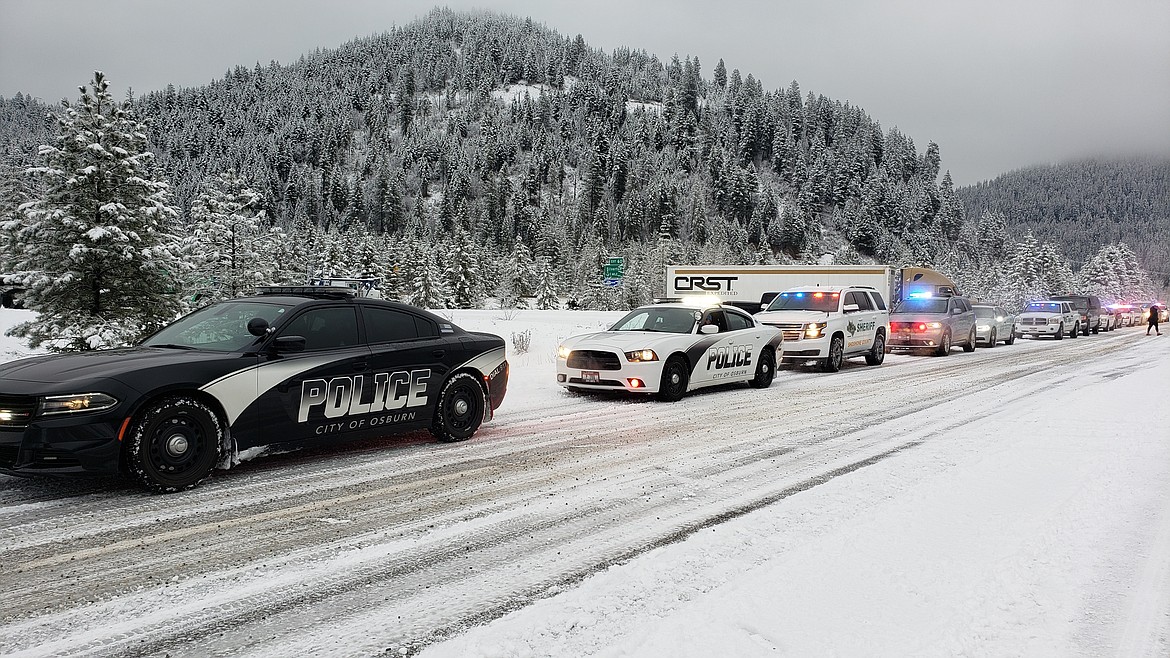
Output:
left=582, top=371, right=600, bottom=383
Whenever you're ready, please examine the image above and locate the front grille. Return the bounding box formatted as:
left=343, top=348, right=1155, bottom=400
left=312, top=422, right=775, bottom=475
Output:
left=0, top=395, right=37, bottom=428
left=763, top=322, right=804, bottom=342
left=567, top=350, right=622, bottom=371
left=1019, top=317, right=1049, bottom=326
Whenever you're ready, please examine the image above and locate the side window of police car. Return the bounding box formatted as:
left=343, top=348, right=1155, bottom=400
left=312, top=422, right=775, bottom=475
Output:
left=725, top=309, right=752, bottom=332
left=700, top=310, right=728, bottom=333
left=363, top=306, right=437, bottom=344
left=844, top=291, right=873, bottom=313
left=278, top=307, right=359, bottom=351
left=870, top=291, right=887, bottom=311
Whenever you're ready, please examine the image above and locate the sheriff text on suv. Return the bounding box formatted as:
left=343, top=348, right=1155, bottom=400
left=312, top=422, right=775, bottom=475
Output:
left=754, top=285, right=889, bottom=372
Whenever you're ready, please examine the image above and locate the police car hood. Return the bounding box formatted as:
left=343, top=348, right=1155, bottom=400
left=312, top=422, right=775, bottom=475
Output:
left=0, top=347, right=243, bottom=389
left=754, top=309, right=831, bottom=324
left=564, top=330, right=696, bottom=350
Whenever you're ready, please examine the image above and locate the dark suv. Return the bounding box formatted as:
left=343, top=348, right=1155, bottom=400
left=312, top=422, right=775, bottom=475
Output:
left=1048, top=295, right=1103, bottom=336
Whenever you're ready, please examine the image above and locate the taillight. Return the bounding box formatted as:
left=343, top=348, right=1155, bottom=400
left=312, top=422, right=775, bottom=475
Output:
left=916, top=323, right=927, bottom=332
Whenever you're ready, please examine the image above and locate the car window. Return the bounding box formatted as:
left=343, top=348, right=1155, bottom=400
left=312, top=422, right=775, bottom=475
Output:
left=142, top=301, right=292, bottom=351
left=278, top=307, right=359, bottom=350
left=725, top=309, right=752, bottom=331
left=870, top=291, right=887, bottom=310
left=892, top=298, right=948, bottom=314
left=612, top=307, right=698, bottom=333
left=700, top=310, right=728, bottom=332
left=845, top=291, right=874, bottom=311
left=765, top=290, right=840, bottom=312
left=974, top=307, right=995, bottom=319
left=363, top=306, right=432, bottom=343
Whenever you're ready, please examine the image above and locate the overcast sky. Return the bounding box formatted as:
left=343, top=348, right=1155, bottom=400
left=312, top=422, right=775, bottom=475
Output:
left=1, top=0, right=1167, bottom=186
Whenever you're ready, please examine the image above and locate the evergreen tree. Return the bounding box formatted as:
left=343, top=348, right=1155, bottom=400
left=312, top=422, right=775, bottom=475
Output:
left=533, top=258, right=560, bottom=309
left=4, top=72, right=185, bottom=350
left=185, top=170, right=268, bottom=304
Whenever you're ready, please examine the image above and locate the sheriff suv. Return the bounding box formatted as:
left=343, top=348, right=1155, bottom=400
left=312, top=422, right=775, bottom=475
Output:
left=754, top=286, right=889, bottom=372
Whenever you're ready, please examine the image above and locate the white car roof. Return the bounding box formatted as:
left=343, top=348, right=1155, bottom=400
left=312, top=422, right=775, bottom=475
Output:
left=777, top=285, right=855, bottom=294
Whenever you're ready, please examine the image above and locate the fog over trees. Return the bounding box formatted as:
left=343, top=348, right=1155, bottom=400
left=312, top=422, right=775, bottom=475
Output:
left=0, top=9, right=1164, bottom=348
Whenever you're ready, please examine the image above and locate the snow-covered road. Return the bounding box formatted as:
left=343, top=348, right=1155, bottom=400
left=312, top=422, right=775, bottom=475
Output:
left=1, top=308, right=1167, bottom=657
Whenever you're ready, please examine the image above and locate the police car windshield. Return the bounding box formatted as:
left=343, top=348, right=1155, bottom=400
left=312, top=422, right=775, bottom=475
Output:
left=766, top=291, right=839, bottom=312
left=1025, top=302, right=1063, bottom=313
left=612, top=307, right=698, bottom=333
left=142, top=301, right=291, bottom=351
left=973, top=307, right=996, bottom=318
left=892, top=298, right=949, bottom=314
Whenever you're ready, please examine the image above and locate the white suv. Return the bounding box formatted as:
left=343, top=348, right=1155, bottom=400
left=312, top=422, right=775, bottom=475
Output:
left=754, top=286, right=889, bottom=372
left=1015, top=300, right=1080, bottom=339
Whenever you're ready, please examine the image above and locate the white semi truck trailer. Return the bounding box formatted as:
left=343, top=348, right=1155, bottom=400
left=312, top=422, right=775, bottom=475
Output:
left=664, top=265, right=959, bottom=313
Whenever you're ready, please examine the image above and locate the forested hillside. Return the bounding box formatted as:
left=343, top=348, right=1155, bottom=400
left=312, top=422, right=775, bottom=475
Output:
left=0, top=8, right=1162, bottom=349
left=957, top=159, right=1170, bottom=285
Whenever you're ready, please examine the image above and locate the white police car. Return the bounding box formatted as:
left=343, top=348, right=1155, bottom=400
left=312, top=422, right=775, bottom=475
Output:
left=556, top=299, right=783, bottom=401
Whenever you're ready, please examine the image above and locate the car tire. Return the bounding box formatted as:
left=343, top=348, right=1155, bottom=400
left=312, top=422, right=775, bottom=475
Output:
left=865, top=332, right=886, bottom=366
left=986, top=329, right=996, bottom=348
left=431, top=372, right=486, bottom=442
left=935, top=331, right=952, bottom=356
left=963, top=328, right=977, bottom=352
left=657, top=356, right=690, bottom=402
left=1056, top=323, right=1065, bottom=340
left=749, top=349, right=775, bottom=388
left=822, top=335, right=845, bottom=372
left=1005, top=329, right=1016, bottom=345
left=124, top=396, right=222, bottom=494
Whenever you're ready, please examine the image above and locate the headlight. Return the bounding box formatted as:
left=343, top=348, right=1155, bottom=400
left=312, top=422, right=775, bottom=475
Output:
left=805, top=322, right=827, bottom=338
left=39, top=392, right=118, bottom=416
left=927, top=322, right=943, bottom=329
left=624, top=349, right=658, bottom=362
left=1048, top=318, right=1062, bottom=324
left=978, top=325, right=990, bottom=331
left=557, top=345, right=571, bottom=359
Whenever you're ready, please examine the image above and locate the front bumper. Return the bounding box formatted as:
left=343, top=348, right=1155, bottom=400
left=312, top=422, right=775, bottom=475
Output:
left=888, top=328, right=945, bottom=350
left=0, top=413, right=125, bottom=476
left=556, top=358, right=663, bottom=394
left=1017, top=323, right=1062, bottom=336
left=779, top=335, right=830, bottom=362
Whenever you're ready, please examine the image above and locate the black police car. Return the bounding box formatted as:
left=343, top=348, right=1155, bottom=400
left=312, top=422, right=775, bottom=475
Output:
left=0, top=286, right=508, bottom=492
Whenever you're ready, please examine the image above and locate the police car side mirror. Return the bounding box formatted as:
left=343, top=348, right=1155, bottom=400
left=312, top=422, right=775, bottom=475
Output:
left=272, top=335, right=306, bottom=353
left=952, top=309, right=963, bottom=315
left=700, top=324, right=719, bottom=335
left=247, top=317, right=271, bottom=337
left=843, top=303, right=860, bottom=313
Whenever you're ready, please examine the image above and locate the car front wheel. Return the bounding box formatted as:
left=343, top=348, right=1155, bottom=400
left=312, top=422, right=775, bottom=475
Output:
left=749, top=349, right=775, bottom=388
left=865, top=332, right=886, bottom=366
left=431, top=372, right=486, bottom=442
left=125, top=396, right=222, bottom=493
left=657, top=357, right=690, bottom=402
left=935, top=331, right=952, bottom=356
left=822, top=335, right=845, bottom=372
left=1056, top=323, right=1065, bottom=340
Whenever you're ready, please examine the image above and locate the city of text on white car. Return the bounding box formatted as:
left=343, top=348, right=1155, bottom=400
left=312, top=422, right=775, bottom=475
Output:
left=556, top=298, right=784, bottom=401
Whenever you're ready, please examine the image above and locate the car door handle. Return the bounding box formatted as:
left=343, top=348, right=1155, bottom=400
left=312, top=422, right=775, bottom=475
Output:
left=352, top=362, right=369, bottom=372
left=432, top=349, right=445, bottom=358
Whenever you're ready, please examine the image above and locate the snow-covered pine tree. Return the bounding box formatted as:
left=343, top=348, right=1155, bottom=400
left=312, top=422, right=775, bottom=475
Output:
left=4, top=72, right=185, bottom=351
left=443, top=225, right=481, bottom=308
left=533, top=258, right=561, bottom=310
left=185, top=170, right=267, bottom=304
left=411, top=247, right=451, bottom=309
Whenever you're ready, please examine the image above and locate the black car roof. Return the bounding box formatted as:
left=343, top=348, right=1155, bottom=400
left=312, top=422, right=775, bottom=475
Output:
left=230, top=292, right=457, bottom=327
